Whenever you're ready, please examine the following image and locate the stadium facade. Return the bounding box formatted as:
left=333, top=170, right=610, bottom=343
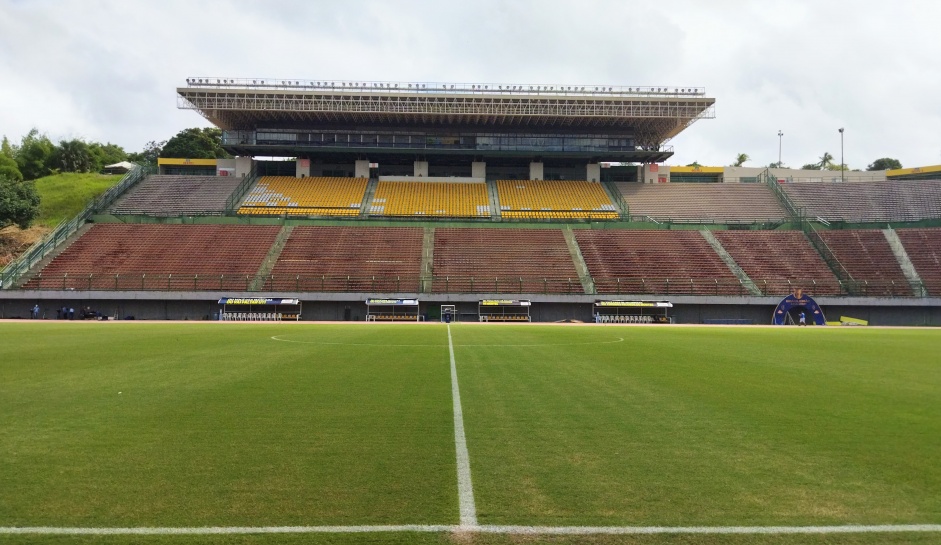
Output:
left=2, top=78, right=941, bottom=325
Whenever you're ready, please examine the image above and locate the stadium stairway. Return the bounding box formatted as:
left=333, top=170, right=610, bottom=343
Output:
left=601, top=181, right=629, bottom=218
left=420, top=227, right=435, bottom=293
left=700, top=230, right=762, bottom=296
left=360, top=178, right=379, bottom=218
left=883, top=227, right=928, bottom=296
left=562, top=226, right=595, bottom=293
left=250, top=225, right=294, bottom=291
left=487, top=180, right=501, bottom=220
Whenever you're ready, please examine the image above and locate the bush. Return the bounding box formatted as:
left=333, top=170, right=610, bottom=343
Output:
left=0, top=174, right=41, bottom=229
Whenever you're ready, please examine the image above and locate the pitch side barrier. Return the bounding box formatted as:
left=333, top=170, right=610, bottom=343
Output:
left=218, top=297, right=301, bottom=321
left=5, top=273, right=926, bottom=298
left=478, top=299, right=531, bottom=322
left=365, top=298, right=420, bottom=321
left=593, top=300, right=672, bottom=324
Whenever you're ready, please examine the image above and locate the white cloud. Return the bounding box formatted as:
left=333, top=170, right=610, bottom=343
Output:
left=1, top=0, right=939, bottom=168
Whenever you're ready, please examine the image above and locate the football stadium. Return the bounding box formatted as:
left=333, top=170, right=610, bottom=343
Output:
left=1, top=79, right=940, bottom=544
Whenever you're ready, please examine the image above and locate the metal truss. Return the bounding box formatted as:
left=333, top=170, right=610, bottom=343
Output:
left=179, top=90, right=714, bottom=144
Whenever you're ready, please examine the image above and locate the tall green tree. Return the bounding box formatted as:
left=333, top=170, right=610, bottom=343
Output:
left=817, top=152, right=834, bottom=170
left=15, top=129, right=56, bottom=180
left=127, top=140, right=165, bottom=166
left=685, top=161, right=702, bottom=167
left=1, top=136, right=16, bottom=159
left=0, top=154, right=22, bottom=181
left=866, top=158, right=902, bottom=171
left=160, top=127, right=230, bottom=159
left=0, top=174, right=41, bottom=229
left=88, top=142, right=128, bottom=171
left=53, top=139, right=94, bottom=173
left=731, top=153, right=750, bottom=167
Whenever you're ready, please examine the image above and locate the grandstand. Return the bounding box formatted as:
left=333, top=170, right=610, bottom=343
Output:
left=713, top=231, right=843, bottom=296
left=618, top=182, right=787, bottom=223
left=432, top=228, right=582, bottom=294
left=369, top=181, right=490, bottom=217
left=23, top=224, right=280, bottom=291
left=2, top=77, right=941, bottom=325
left=497, top=180, right=619, bottom=220
left=896, top=229, right=941, bottom=296
left=575, top=230, right=744, bottom=295
left=816, top=230, right=912, bottom=296
left=110, top=175, right=243, bottom=215
left=238, top=176, right=367, bottom=216
left=781, top=179, right=941, bottom=223
left=268, top=226, right=424, bottom=292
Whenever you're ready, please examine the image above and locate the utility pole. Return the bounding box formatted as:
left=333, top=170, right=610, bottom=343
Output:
left=839, top=128, right=845, bottom=183
left=777, top=130, right=783, bottom=168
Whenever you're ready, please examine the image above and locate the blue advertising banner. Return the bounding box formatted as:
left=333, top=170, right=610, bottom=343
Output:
left=365, top=298, right=419, bottom=306
left=772, top=290, right=826, bottom=325
left=218, top=298, right=300, bottom=305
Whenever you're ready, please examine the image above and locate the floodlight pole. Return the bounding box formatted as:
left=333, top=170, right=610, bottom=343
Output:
left=839, top=127, right=844, bottom=183
left=777, top=130, right=783, bottom=168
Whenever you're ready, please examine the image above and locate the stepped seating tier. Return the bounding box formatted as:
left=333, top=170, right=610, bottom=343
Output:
left=238, top=176, right=367, bottom=216
left=268, top=226, right=424, bottom=292
left=896, top=229, right=941, bottom=296
left=817, top=230, right=911, bottom=296
left=575, top=230, right=743, bottom=295
left=110, top=175, right=243, bottom=215
left=432, top=228, right=582, bottom=294
left=714, top=231, right=842, bottom=295
left=781, top=180, right=941, bottom=222
left=23, top=224, right=280, bottom=290
left=618, top=182, right=788, bottom=223
left=369, top=182, right=490, bottom=217
left=496, top=180, right=618, bottom=220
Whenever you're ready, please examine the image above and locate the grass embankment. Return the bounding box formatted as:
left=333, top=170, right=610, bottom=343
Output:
left=0, top=173, right=121, bottom=267
left=34, top=172, right=123, bottom=227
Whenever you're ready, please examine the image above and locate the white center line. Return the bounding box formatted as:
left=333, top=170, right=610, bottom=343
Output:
left=448, top=323, right=478, bottom=528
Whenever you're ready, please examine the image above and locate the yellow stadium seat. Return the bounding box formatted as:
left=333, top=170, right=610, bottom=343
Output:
left=238, top=177, right=368, bottom=216
left=369, top=182, right=490, bottom=217
left=495, top=180, right=618, bottom=220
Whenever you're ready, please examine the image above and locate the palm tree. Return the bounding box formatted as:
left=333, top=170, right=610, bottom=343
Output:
left=818, top=152, right=834, bottom=170
left=732, top=153, right=749, bottom=167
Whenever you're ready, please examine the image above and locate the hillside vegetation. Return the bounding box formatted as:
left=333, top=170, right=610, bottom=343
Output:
left=34, top=172, right=123, bottom=227
left=0, top=172, right=122, bottom=267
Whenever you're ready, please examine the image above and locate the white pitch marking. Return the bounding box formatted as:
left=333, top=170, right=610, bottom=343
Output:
left=2, top=524, right=940, bottom=536
left=448, top=323, right=478, bottom=528
left=476, top=524, right=941, bottom=534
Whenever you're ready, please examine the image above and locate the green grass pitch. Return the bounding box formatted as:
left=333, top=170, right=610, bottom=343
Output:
left=0, top=322, right=939, bottom=545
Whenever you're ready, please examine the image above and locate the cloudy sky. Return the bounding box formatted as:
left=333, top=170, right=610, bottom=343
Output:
left=1, top=0, right=939, bottom=169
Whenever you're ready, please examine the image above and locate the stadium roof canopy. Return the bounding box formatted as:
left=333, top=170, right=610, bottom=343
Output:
left=178, top=78, right=714, bottom=163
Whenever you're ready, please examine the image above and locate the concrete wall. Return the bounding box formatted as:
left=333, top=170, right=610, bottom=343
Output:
left=586, top=163, right=601, bottom=182
left=235, top=157, right=253, bottom=178
left=472, top=162, right=487, bottom=179
left=4, top=296, right=939, bottom=325
left=529, top=162, right=544, bottom=180
left=355, top=160, right=371, bottom=178
left=216, top=158, right=236, bottom=177
left=414, top=161, right=429, bottom=177
left=296, top=158, right=311, bottom=178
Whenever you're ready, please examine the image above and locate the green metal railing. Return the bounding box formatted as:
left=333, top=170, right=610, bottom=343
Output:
left=762, top=168, right=802, bottom=222
left=224, top=163, right=259, bottom=213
